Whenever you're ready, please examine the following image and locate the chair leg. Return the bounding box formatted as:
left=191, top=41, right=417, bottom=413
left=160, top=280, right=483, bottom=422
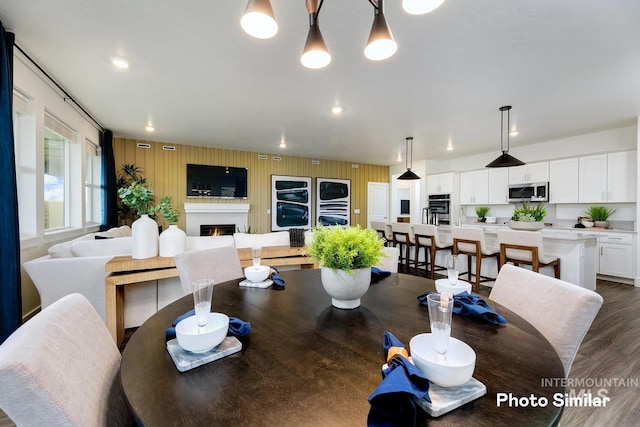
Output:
left=467, top=255, right=472, bottom=282
left=474, top=256, right=481, bottom=294
left=430, top=247, right=437, bottom=280
left=554, top=261, right=561, bottom=279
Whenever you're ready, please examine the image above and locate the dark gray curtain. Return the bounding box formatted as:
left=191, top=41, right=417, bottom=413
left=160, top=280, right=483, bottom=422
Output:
left=101, top=129, right=118, bottom=229
left=0, top=22, right=22, bottom=343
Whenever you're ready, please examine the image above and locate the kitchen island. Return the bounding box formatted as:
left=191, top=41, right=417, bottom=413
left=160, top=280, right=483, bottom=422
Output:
left=437, top=224, right=598, bottom=290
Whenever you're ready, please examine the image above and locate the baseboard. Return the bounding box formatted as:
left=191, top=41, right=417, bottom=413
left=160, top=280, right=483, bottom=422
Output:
left=22, top=305, right=41, bottom=323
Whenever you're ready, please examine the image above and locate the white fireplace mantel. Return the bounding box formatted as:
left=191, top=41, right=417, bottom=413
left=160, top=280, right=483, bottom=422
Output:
left=184, top=203, right=250, bottom=236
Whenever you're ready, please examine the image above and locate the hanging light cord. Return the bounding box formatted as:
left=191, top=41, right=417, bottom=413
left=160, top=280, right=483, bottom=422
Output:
left=406, top=137, right=413, bottom=170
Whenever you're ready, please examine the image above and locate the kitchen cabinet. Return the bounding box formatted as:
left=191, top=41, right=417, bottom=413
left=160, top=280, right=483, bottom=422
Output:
left=488, top=168, right=509, bottom=204
left=579, top=151, right=636, bottom=203
left=427, top=172, right=454, bottom=195
left=549, top=158, right=579, bottom=203
left=598, top=232, right=634, bottom=279
left=460, top=170, right=488, bottom=205
left=508, top=161, right=549, bottom=184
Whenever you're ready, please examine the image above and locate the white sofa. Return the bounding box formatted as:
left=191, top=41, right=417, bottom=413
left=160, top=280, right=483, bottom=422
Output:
left=23, top=228, right=301, bottom=329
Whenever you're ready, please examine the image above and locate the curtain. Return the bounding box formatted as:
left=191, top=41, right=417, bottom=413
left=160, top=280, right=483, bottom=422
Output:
left=0, top=22, right=22, bottom=343
left=101, top=129, right=118, bottom=229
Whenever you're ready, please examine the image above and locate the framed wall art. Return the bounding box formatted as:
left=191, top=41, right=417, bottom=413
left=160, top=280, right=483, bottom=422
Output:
left=271, top=175, right=312, bottom=231
left=316, top=178, right=350, bottom=227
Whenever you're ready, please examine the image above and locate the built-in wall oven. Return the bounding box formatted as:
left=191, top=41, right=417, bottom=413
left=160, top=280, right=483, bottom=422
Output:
left=426, top=194, right=451, bottom=225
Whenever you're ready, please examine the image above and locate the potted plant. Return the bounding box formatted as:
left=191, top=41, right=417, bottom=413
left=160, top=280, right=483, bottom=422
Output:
left=583, top=206, right=616, bottom=228
left=158, top=196, right=186, bottom=257
left=118, top=181, right=160, bottom=259
left=116, top=164, right=148, bottom=225
left=307, top=225, right=385, bottom=309
left=508, top=202, right=547, bottom=231
left=475, top=206, right=490, bottom=222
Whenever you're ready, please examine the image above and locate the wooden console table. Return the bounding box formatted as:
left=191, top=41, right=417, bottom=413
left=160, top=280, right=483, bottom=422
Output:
left=105, top=246, right=315, bottom=345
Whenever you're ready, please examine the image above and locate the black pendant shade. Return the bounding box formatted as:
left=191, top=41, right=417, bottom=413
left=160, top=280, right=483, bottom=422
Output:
left=398, top=136, right=420, bottom=180
left=486, top=105, right=525, bottom=168
left=398, top=169, right=420, bottom=180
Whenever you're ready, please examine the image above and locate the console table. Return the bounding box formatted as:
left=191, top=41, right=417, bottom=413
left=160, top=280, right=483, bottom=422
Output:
left=105, top=246, right=314, bottom=345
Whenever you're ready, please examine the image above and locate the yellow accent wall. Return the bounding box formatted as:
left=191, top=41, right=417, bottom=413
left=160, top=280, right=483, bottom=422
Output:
left=113, top=138, right=389, bottom=233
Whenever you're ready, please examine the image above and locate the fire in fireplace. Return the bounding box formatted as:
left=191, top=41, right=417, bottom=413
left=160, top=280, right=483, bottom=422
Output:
left=200, top=224, right=236, bottom=236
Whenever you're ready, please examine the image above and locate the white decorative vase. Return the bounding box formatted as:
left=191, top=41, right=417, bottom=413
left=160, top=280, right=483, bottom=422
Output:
left=131, top=214, right=159, bottom=259
left=508, top=220, right=545, bottom=231
left=320, top=266, right=371, bottom=309
left=159, top=224, right=186, bottom=257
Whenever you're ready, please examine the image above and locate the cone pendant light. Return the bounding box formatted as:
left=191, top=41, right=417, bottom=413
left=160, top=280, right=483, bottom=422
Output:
left=398, top=137, right=420, bottom=180
left=486, top=106, right=525, bottom=168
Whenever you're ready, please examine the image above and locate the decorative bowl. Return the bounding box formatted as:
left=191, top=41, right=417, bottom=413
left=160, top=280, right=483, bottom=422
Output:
left=580, top=220, right=595, bottom=227
left=484, top=216, right=497, bottom=224
left=435, top=278, right=472, bottom=295
left=409, top=333, right=476, bottom=387
left=175, top=313, right=229, bottom=353
left=244, top=265, right=271, bottom=283
left=508, top=220, right=545, bottom=231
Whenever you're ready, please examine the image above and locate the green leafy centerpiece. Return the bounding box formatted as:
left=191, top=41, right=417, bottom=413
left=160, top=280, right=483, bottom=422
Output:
left=508, top=202, right=547, bottom=231
left=307, top=225, right=385, bottom=309
left=475, top=206, right=490, bottom=222
left=583, top=205, right=616, bottom=228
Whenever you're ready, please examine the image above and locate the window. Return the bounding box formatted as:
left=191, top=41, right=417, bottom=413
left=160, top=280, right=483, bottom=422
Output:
left=13, top=89, right=37, bottom=239
left=84, top=139, right=102, bottom=225
left=43, top=114, right=75, bottom=231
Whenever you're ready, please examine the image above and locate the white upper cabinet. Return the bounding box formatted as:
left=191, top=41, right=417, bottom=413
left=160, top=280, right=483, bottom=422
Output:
left=549, top=158, right=579, bottom=203
left=460, top=170, right=488, bottom=205
left=508, top=161, right=549, bottom=184
left=488, top=168, right=509, bottom=204
left=579, top=151, right=636, bottom=203
left=427, top=172, right=454, bottom=195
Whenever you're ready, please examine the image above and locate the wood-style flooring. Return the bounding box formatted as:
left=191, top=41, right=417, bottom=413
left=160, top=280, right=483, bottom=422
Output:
left=1, top=277, right=639, bottom=426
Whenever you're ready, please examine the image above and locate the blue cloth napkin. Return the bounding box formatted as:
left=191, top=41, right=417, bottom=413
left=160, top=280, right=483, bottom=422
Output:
left=371, top=266, right=391, bottom=283
left=367, top=332, right=430, bottom=427
left=270, top=266, right=285, bottom=290
left=165, top=309, right=252, bottom=338
left=417, top=291, right=507, bottom=325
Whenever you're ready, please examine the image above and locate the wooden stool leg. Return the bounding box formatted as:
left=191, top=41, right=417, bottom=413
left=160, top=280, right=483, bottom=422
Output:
left=474, top=256, right=481, bottom=294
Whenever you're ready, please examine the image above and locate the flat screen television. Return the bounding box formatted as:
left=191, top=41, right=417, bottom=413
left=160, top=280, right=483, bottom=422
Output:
left=186, top=164, right=248, bottom=198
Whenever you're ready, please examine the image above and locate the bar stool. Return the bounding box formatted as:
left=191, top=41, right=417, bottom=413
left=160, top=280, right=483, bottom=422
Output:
left=412, top=223, right=452, bottom=279
left=497, top=229, right=561, bottom=278
left=451, top=226, right=500, bottom=293
left=390, top=222, right=415, bottom=274
left=370, top=221, right=393, bottom=247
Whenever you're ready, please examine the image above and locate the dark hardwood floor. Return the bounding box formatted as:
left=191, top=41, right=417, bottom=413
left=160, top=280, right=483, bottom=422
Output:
left=2, top=277, right=639, bottom=426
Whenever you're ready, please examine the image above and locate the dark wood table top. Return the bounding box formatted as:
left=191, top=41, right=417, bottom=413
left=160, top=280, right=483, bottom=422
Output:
left=120, top=270, right=564, bottom=426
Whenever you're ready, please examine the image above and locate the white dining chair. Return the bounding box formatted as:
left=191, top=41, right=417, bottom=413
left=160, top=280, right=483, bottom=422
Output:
left=0, top=293, right=133, bottom=427
left=497, top=229, right=560, bottom=278
left=490, top=264, right=603, bottom=375
left=376, top=246, right=400, bottom=273
left=174, top=245, right=243, bottom=294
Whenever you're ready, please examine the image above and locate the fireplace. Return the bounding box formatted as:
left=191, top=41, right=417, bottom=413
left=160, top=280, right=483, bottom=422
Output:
left=200, top=224, right=236, bottom=236
left=184, top=203, right=250, bottom=236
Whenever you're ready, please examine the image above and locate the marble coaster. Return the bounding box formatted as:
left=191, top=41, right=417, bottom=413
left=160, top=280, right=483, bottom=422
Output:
left=166, top=336, right=242, bottom=372
left=239, top=279, right=273, bottom=288
left=415, top=377, right=487, bottom=417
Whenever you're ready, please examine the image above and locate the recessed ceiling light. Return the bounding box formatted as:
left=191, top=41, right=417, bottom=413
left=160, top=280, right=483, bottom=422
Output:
left=509, top=131, right=519, bottom=137
left=331, top=105, right=343, bottom=114
left=446, top=138, right=454, bottom=151
left=112, top=57, right=129, bottom=69
left=279, top=136, right=286, bottom=148
left=145, top=125, right=155, bottom=132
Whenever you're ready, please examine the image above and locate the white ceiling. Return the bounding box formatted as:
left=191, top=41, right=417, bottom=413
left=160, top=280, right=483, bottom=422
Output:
left=1, top=0, right=639, bottom=166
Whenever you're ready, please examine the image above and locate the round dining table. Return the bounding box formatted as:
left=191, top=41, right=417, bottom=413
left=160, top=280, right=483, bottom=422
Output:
left=120, top=270, right=565, bottom=426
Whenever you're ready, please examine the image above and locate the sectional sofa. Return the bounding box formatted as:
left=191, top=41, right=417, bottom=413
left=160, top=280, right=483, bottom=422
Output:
left=23, top=227, right=298, bottom=329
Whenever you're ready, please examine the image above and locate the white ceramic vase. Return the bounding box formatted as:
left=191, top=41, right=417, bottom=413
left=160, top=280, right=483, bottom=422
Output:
left=131, top=214, right=159, bottom=259
left=320, top=266, right=371, bottom=309
left=159, top=224, right=186, bottom=257
left=508, top=220, right=545, bottom=231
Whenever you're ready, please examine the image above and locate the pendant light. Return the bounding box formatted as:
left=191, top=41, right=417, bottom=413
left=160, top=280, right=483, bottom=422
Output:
left=402, top=0, right=445, bottom=15
left=301, top=0, right=331, bottom=69
left=485, top=105, right=525, bottom=168
left=398, top=137, right=420, bottom=180
left=241, top=0, right=278, bottom=39
left=364, top=0, right=397, bottom=61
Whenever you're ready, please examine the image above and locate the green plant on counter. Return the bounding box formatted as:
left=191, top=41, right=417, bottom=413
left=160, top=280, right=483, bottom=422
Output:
left=475, top=206, right=490, bottom=220
left=159, top=196, right=181, bottom=225
left=116, top=164, right=149, bottom=224
left=583, top=206, right=616, bottom=222
left=511, top=202, right=547, bottom=222
left=307, top=225, right=385, bottom=273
